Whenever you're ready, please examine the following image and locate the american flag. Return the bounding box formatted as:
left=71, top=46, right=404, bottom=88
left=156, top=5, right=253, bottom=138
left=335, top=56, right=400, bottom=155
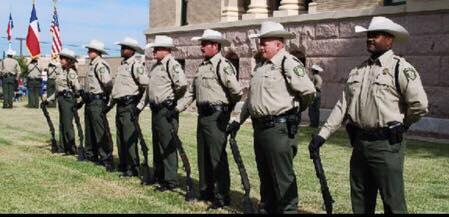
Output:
left=50, top=6, right=62, bottom=56
left=6, top=13, right=13, bottom=41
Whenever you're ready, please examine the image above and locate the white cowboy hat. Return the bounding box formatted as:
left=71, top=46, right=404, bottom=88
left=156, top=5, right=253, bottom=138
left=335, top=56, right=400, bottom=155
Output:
left=354, top=16, right=409, bottom=43
left=115, top=37, right=144, bottom=54
left=85, top=39, right=108, bottom=55
left=6, top=49, right=16, bottom=56
left=311, top=64, right=323, bottom=72
left=146, top=35, right=178, bottom=50
left=59, top=48, right=78, bottom=62
left=192, top=29, right=231, bottom=46
left=249, top=21, right=295, bottom=39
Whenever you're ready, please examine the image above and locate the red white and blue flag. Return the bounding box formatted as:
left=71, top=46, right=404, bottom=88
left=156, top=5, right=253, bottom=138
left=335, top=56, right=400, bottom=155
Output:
left=26, top=3, right=41, bottom=58
left=6, top=13, right=14, bottom=42
left=50, top=6, right=62, bottom=56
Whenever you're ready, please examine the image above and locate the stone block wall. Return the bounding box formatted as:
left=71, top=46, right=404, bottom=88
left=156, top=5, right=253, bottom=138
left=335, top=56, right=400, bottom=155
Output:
left=186, top=0, right=222, bottom=25
left=150, top=0, right=177, bottom=28
left=146, top=10, right=449, bottom=120
left=315, top=0, right=384, bottom=12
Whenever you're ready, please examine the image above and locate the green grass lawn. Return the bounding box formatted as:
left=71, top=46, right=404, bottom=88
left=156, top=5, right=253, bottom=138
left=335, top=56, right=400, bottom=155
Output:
left=0, top=100, right=448, bottom=214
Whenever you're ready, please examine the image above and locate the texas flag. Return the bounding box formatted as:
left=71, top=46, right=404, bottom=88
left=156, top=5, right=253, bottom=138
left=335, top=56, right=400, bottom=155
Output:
left=6, top=13, right=14, bottom=41
left=26, top=3, right=41, bottom=58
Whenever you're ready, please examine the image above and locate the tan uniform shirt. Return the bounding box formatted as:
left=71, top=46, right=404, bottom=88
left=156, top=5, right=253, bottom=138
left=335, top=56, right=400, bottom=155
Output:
left=27, top=62, right=42, bottom=79
left=46, top=64, right=60, bottom=80
left=177, top=52, right=242, bottom=112
left=312, top=73, right=323, bottom=91
left=0, top=57, right=21, bottom=80
left=111, top=54, right=149, bottom=99
left=48, top=68, right=81, bottom=101
left=239, top=48, right=316, bottom=122
left=318, top=50, right=429, bottom=140
left=138, top=54, right=188, bottom=109
left=85, top=56, right=112, bottom=94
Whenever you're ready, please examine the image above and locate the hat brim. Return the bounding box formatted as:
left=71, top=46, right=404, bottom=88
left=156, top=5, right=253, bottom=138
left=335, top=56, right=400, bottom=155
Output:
left=115, top=42, right=144, bottom=54
left=59, top=54, right=78, bottom=63
left=191, top=37, right=231, bottom=46
left=85, top=45, right=109, bottom=55
left=354, top=25, right=410, bottom=43
left=147, top=43, right=178, bottom=51
left=249, top=30, right=296, bottom=40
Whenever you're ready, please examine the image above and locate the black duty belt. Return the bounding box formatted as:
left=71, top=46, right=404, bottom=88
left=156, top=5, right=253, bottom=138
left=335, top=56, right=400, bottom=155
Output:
left=58, top=90, right=74, bottom=98
left=86, top=93, right=106, bottom=103
left=150, top=99, right=176, bottom=112
left=116, top=95, right=138, bottom=107
left=252, top=108, right=300, bottom=129
left=348, top=124, right=390, bottom=141
left=3, top=73, right=14, bottom=78
left=197, top=102, right=229, bottom=116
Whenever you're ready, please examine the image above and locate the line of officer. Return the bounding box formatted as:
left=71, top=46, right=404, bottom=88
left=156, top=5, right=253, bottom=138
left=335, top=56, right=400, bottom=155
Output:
left=43, top=48, right=82, bottom=155
left=308, top=16, right=429, bottom=214
left=44, top=58, right=60, bottom=108
left=176, top=29, right=243, bottom=209
left=82, top=40, right=114, bottom=172
left=107, top=37, right=149, bottom=177
left=308, top=64, right=323, bottom=128
left=27, top=57, right=43, bottom=108
left=227, top=21, right=316, bottom=213
left=137, top=35, right=188, bottom=191
left=0, top=49, right=21, bottom=109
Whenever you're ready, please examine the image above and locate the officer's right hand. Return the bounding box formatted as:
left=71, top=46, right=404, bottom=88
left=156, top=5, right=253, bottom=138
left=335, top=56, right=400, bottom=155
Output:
left=308, top=134, right=326, bottom=159
left=226, top=121, right=241, bottom=136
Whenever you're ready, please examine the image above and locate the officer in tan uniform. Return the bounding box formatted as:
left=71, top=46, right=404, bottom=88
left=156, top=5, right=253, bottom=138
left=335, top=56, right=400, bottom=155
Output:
left=82, top=40, right=114, bottom=171
left=227, top=21, right=316, bottom=213
left=176, top=29, right=243, bottom=208
left=308, top=64, right=323, bottom=128
left=27, top=58, right=43, bottom=108
left=0, top=49, right=21, bottom=108
left=107, top=37, right=149, bottom=177
left=43, top=48, right=81, bottom=155
left=137, top=35, right=188, bottom=190
left=308, top=17, right=429, bottom=214
left=44, top=58, right=60, bottom=108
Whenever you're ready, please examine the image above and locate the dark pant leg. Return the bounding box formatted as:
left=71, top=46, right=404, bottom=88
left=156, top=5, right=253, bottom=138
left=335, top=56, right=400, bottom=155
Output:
left=197, top=116, right=214, bottom=200
left=84, top=103, right=97, bottom=161
left=3, top=77, right=15, bottom=107
left=116, top=104, right=139, bottom=173
left=32, top=81, right=41, bottom=108
left=350, top=139, right=378, bottom=214
left=58, top=96, right=76, bottom=153
left=152, top=108, right=178, bottom=185
left=253, top=121, right=299, bottom=214
left=367, top=139, right=407, bottom=214
left=308, top=91, right=321, bottom=128
left=46, top=79, right=56, bottom=107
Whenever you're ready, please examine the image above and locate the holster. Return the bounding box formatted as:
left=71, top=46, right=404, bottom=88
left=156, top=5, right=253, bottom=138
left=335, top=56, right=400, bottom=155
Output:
left=286, top=114, right=300, bottom=139
left=387, top=121, right=405, bottom=145
left=345, top=124, right=356, bottom=147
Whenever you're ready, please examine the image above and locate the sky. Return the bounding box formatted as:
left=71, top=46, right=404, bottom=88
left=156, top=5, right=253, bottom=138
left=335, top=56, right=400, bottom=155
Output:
left=0, top=0, right=149, bottom=57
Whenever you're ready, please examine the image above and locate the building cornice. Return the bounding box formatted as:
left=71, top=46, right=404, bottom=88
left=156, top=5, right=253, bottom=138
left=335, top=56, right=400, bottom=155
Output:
left=144, top=2, right=449, bottom=36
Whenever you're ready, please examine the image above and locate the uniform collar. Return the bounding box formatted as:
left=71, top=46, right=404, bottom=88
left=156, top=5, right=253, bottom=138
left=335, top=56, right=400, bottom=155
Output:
left=268, top=48, right=287, bottom=66
left=160, top=54, right=172, bottom=65
left=203, top=52, right=223, bottom=68
left=90, top=56, right=102, bottom=66
left=368, top=49, right=394, bottom=67
left=122, top=54, right=137, bottom=65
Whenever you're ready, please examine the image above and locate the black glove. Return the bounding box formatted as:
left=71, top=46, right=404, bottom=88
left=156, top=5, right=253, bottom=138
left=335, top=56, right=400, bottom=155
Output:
left=76, top=102, right=84, bottom=110
left=40, top=100, right=48, bottom=107
left=166, top=109, right=178, bottom=121
left=308, top=134, right=326, bottom=159
left=103, top=104, right=113, bottom=114
left=226, top=121, right=241, bottom=137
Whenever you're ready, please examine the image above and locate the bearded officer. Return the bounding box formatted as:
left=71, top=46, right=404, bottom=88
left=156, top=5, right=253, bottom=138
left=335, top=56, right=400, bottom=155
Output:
left=308, top=64, right=323, bottom=128
left=107, top=37, right=149, bottom=177
left=0, top=49, right=21, bottom=109
left=308, top=17, right=428, bottom=214
left=82, top=39, right=114, bottom=171
left=137, top=35, right=188, bottom=191
left=176, top=29, right=243, bottom=208
left=27, top=57, right=43, bottom=108
left=227, top=21, right=316, bottom=213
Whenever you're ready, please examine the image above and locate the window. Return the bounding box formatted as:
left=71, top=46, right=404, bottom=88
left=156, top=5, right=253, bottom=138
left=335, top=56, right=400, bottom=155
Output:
left=384, top=0, right=406, bottom=6
left=181, top=0, right=188, bottom=26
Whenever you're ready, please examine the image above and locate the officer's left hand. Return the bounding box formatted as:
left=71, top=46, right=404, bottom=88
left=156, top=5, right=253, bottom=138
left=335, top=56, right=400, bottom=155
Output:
left=226, top=121, right=241, bottom=136
left=308, top=134, right=326, bottom=159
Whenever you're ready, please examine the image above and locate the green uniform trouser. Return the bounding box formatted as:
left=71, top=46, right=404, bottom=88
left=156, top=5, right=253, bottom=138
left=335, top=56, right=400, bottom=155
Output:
left=152, top=107, right=178, bottom=185
left=57, top=95, right=76, bottom=153
left=197, top=110, right=231, bottom=202
left=47, top=79, right=57, bottom=107
left=253, top=120, right=299, bottom=214
left=115, top=103, right=139, bottom=173
left=308, top=90, right=321, bottom=128
left=350, top=136, right=407, bottom=214
left=85, top=98, right=113, bottom=165
left=2, top=75, right=16, bottom=108
left=28, top=78, right=41, bottom=108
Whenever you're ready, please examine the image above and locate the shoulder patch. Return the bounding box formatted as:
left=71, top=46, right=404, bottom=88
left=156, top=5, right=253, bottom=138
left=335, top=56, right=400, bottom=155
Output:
left=172, top=64, right=182, bottom=74
left=404, top=68, right=417, bottom=81
left=223, top=64, right=236, bottom=75
left=98, top=66, right=106, bottom=74
left=69, top=72, right=77, bottom=80
left=293, top=65, right=306, bottom=77
left=137, top=66, right=144, bottom=75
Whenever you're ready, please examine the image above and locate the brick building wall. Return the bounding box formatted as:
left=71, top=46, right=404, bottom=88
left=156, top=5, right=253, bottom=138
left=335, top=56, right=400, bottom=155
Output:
left=315, top=0, right=383, bottom=12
